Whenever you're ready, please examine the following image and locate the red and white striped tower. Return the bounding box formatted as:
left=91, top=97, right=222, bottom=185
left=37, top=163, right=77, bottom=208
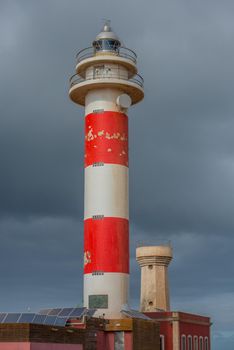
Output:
left=69, top=22, right=144, bottom=319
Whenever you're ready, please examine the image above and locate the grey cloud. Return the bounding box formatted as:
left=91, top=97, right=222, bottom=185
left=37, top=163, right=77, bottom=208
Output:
left=0, top=0, right=234, bottom=348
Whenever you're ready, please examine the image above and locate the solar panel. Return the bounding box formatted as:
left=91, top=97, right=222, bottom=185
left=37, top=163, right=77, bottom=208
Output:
left=48, top=308, right=62, bottom=316
left=54, top=317, right=68, bottom=327
left=3, top=313, right=21, bottom=323
left=32, top=314, right=47, bottom=324
left=0, top=313, right=7, bottom=323
left=58, top=308, right=74, bottom=317
left=18, top=313, right=36, bottom=323
left=84, top=309, right=96, bottom=317
left=69, top=307, right=86, bottom=318
left=121, top=309, right=151, bottom=320
left=38, top=309, right=52, bottom=315
left=44, top=315, right=57, bottom=325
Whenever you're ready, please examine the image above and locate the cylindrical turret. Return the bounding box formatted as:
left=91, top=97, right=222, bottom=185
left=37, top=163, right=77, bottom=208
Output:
left=136, top=245, right=173, bottom=312
left=69, top=22, right=144, bottom=319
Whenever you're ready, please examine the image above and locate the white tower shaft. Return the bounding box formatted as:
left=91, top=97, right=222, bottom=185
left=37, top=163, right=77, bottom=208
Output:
left=69, top=23, right=144, bottom=318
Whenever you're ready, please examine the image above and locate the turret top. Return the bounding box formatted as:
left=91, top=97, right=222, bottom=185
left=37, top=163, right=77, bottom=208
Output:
left=93, top=21, right=121, bottom=53
left=94, top=21, right=121, bottom=43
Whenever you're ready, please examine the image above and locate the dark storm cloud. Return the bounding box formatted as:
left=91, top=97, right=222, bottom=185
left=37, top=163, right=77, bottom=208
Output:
left=0, top=0, right=234, bottom=348
left=0, top=217, right=84, bottom=311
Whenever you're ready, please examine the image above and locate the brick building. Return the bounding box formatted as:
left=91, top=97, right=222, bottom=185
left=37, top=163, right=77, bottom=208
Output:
left=146, top=311, right=211, bottom=350
left=0, top=316, right=160, bottom=350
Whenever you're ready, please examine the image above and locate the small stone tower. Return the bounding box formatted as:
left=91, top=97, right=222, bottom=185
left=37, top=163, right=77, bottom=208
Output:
left=136, top=245, right=173, bottom=312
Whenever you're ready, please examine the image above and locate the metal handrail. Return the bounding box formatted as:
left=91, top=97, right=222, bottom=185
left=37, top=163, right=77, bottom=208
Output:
left=76, top=46, right=137, bottom=64
left=69, top=69, right=144, bottom=89
left=136, top=240, right=172, bottom=248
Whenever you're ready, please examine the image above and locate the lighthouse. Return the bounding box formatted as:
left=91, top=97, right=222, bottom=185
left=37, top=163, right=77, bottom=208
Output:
left=69, top=22, right=144, bottom=319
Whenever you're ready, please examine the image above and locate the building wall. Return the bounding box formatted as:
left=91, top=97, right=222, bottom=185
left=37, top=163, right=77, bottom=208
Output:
left=132, top=319, right=160, bottom=350
left=0, top=343, right=83, bottom=350
left=31, top=344, right=83, bottom=350
left=0, top=343, right=30, bottom=350
left=145, top=311, right=211, bottom=350
left=159, top=321, right=173, bottom=350
left=179, top=312, right=210, bottom=350
left=96, top=331, right=132, bottom=350
left=94, top=319, right=159, bottom=350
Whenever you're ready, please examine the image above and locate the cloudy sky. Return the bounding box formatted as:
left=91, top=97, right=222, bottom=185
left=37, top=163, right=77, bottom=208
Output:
left=1, top=0, right=234, bottom=348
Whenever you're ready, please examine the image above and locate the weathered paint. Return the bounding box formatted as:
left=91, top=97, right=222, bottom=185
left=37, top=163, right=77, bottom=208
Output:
left=85, top=64, right=128, bottom=81
left=84, top=164, right=129, bottom=220
left=84, top=273, right=129, bottom=319
left=85, top=111, right=128, bottom=167
left=84, top=217, right=129, bottom=274
left=84, top=109, right=129, bottom=318
left=84, top=108, right=129, bottom=318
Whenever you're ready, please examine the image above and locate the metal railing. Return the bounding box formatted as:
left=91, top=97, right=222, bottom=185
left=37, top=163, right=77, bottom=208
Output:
left=69, top=68, right=144, bottom=89
left=136, top=239, right=172, bottom=248
left=76, top=46, right=137, bottom=64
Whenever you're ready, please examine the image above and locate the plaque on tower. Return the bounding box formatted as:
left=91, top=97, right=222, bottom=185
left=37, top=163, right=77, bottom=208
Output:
left=89, top=295, right=108, bottom=309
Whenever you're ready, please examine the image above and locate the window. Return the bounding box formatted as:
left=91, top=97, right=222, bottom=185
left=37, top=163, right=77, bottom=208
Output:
left=114, top=332, right=124, bottom=350
left=205, top=337, right=208, bottom=350
left=94, top=39, right=120, bottom=52
left=188, top=335, right=193, bottom=350
left=181, top=335, right=186, bottom=350
left=160, top=335, right=165, bottom=350
left=194, top=336, right=198, bottom=350
left=199, top=337, right=203, bottom=350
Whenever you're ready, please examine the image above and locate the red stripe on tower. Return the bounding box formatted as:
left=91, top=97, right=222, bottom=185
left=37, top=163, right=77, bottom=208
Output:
left=85, top=112, right=128, bottom=167
left=84, top=217, right=129, bottom=274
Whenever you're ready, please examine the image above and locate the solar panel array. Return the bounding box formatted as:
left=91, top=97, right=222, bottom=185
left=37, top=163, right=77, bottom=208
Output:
left=121, top=309, right=151, bottom=320
left=0, top=308, right=149, bottom=324
left=0, top=307, right=90, bottom=327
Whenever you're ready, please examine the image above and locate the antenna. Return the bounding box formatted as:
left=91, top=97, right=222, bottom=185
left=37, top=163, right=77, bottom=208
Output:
left=101, top=18, right=111, bottom=31
left=102, top=18, right=111, bottom=26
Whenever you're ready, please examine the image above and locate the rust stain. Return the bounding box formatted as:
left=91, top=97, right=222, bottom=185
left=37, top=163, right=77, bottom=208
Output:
left=86, top=128, right=95, bottom=141
left=85, top=130, right=128, bottom=142
left=84, top=251, right=91, bottom=266
left=98, top=130, right=104, bottom=136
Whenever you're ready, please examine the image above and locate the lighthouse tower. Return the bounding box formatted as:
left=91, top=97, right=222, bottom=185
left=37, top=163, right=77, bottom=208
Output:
left=69, top=22, right=144, bottom=319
